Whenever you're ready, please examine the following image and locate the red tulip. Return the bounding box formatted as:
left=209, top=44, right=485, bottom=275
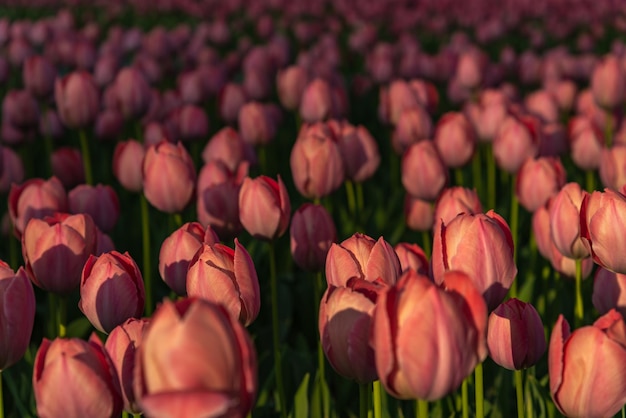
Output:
left=0, top=262, right=35, bottom=370
left=55, top=71, right=99, bottom=129
left=290, top=203, right=337, bottom=272
left=372, top=270, right=487, bottom=400
left=487, top=298, right=546, bottom=370
left=549, top=311, right=626, bottom=418
left=134, top=298, right=257, bottom=418
left=69, top=184, right=120, bottom=232
left=33, top=334, right=123, bottom=418
left=239, top=175, right=291, bottom=240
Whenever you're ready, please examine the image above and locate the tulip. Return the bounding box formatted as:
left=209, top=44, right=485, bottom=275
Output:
left=134, top=298, right=257, bottom=418
left=0, top=262, right=35, bottom=370
left=325, top=233, right=401, bottom=287
left=454, top=48, right=486, bottom=90
left=105, top=318, right=150, bottom=414
left=276, top=65, right=309, bottom=110
left=524, top=90, right=559, bottom=124
left=113, top=67, right=151, bottom=120
left=404, top=194, right=435, bottom=231
left=2, top=89, right=39, bottom=130
left=549, top=311, right=626, bottom=418
left=94, top=109, right=123, bottom=142
left=23, top=55, right=56, bottom=99
left=0, top=146, right=24, bottom=193
left=290, top=123, right=345, bottom=199
left=382, top=79, right=426, bottom=125
left=549, top=182, right=589, bottom=259
left=187, top=240, right=260, bottom=326
left=78, top=251, right=145, bottom=334
left=113, top=140, right=145, bottom=193
left=493, top=113, right=541, bottom=173
left=219, top=82, right=247, bottom=124
left=401, top=140, right=448, bottom=201
left=239, top=175, right=291, bottom=240
left=432, top=210, right=517, bottom=310
left=580, top=188, right=626, bottom=273
left=176, top=104, right=209, bottom=142
left=300, top=78, right=333, bottom=123
left=159, top=222, right=219, bottom=296
left=433, top=186, right=483, bottom=231
left=39, top=108, right=64, bottom=140
left=290, top=203, right=337, bottom=272
left=487, top=299, right=546, bottom=370
left=319, top=278, right=383, bottom=383
left=55, top=71, right=99, bottom=129
left=464, top=89, right=509, bottom=142
left=394, top=243, right=429, bottom=275
left=69, top=184, right=120, bottom=232
left=33, top=334, right=123, bottom=418
left=9, top=177, right=67, bottom=237
left=591, top=54, right=625, bottom=109
left=372, top=270, right=487, bottom=400
left=238, top=102, right=276, bottom=146
left=515, top=157, right=566, bottom=212
left=201, top=126, right=255, bottom=172
left=433, top=112, right=476, bottom=168
left=568, top=116, right=604, bottom=171
left=391, top=105, right=432, bottom=154
left=599, top=145, right=626, bottom=191
left=142, top=140, right=196, bottom=214
left=332, top=121, right=380, bottom=182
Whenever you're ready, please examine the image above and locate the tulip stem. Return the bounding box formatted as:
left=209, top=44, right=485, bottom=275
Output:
left=373, top=381, right=382, bottom=418
left=486, top=145, right=496, bottom=211
left=472, top=149, right=483, bottom=201
left=416, top=399, right=428, bottom=418
left=509, top=176, right=519, bottom=298
left=314, top=272, right=329, bottom=417
left=172, top=213, right=183, bottom=228
left=79, top=129, right=93, bottom=185
left=122, top=412, right=129, bottom=418
left=57, top=295, right=67, bottom=338
left=515, top=369, right=524, bottom=418
left=359, top=383, right=370, bottom=418
left=455, top=168, right=464, bottom=187
left=605, top=114, right=614, bottom=148
left=461, top=378, right=469, bottom=418
left=422, top=230, right=431, bottom=258
left=475, top=362, right=484, bottom=418
left=574, top=258, right=584, bottom=326
left=345, top=180, right=357, bottom=219
left=356, top=182, right=364, bottom=215
left=0, top=371, right=4, bottom=418
left=269, top=241, right=287, bottom=418
left=585, top=170, right=595, bottom=193
left=141, top=193, right=153, bottom=316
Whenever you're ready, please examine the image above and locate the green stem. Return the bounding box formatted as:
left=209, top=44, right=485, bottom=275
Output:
left=57, top=295, right=67, bottom=338
left=472, top=148, right=483, bottom=201
left=172, top=213, right=183, bottom=228
left=345, top=180, right=357, bottom=217
left=122, top=411, right=129, bottom=418
left=417, top=399, right=428, bottom=418
left=486, top=145, right=496, bottom=211
left=575, top=258, right=584, bottom=326
left=79, top=129, right=93, bottom=185
left=356, top=181, right=364, bottom=216
left=359, top=383, right=370, bottom=418
left=515, top=369, right=524, bottom=418
left=373, top=381, right=382, bottom=418
left=133, top=414, right=142, bottom=418
left=269, top=241, right=287, bottom=418
left=605, top=114, right=614, bottom=148
left=422, top=230, right=431, bottom=259
left=0, top=371, right=4, bottom=418
left=585, top=170, right=596, bottom=193
left=462, top=378, right=469, bottom=418
left=509, top=176, right=519, bottom=298
left=525, top=368, right=534, bottom=418
left=475, top=362, right=484, bottom=418
left=454, top=168, right=464, bottom=187
left=315, top=272, right=329, bottom=417
left=141, top=194, right=153, bottom=316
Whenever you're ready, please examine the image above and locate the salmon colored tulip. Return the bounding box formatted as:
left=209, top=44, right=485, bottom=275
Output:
left=593, top=267, right=626, bottom=318
left=591, top=54, right=625, bottom=109
left=515, top=157, right=566, bottom=213
left=404, top=194, right=434, bottom=232
left=113, top=140, right=145, bottom=193
left=549, top=182, right=589, bottom=260
left=55, top=71, right=99, bottom=129
left=433, top=112, right=476, bottom=168
left=433, top=186, right=483, bottom=231
left=401, top=140, right=448, bottom=201
left=9, top=176, right=67, bottom=237
left=394, top=243, right=429, bottom=275
left=239, top=175, right=290, bottom=240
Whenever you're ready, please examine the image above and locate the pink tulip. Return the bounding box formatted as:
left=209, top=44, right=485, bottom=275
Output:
left=0, top=262, right=35, bottom=370
left=113, top=140, right=145, bottom=193
left=549, top=182, right=589, bottom=260
left=219, top=83, right=247, bottom=124
left=238, top=102, right=276, bottom=146
left=159, top=222, right=219, bottom=296
left=0, top=146, right=24, bottom=193
left=454, top=48, right=486, bottom=90
left=433, top=112, right=476, bottom=168
left=394, top=243, right=429, bottom=275
left=433, top=187, right=483, bottom=231
left=391, top=105, right=432, bottom=154
left=432, top=210, right=517, bottom=310
left=22, top=55, right=56, bottom=99
left=332, top=121, right=380, bottom=182
left=276, top=65, right=309, bottom=110
left=549, top=311, right=626, bottom=418
left=493, top=113, right=541, bottom=173
left=290, top=203, right=337, bottom=272
left=55, top=71, right=99, bottom=129
left=113, top=67, right=151, bottom=119
left=524, top=90, right=559, bottom=124
left=515, top=157, right=566, bottom=212
left=69, top=184, right=120, bottom=232
left=142, top=141, right=196, bottom=214
left=372, top=270, right=487, bottom=400
left=134, top=298, right=257, bottom=418
left=599, top=145, right=626, bottom=191
left=568, top=116, right=604, bottom=171
left=239, top=175, right=290, bottom=241
left=9, top=177, right=67, bottom=237
left=299, top=78, right=333, bottom=123
left=404, top=194, right=435, bottom=231
left=2, top=89, right=39, bottom=130
left=105, top=318, right=150, bottom=414
left=201, top=127, right=255, bottom=172
left=33, top=335, right=123, bottom=418
left=487, top=298, right=546, bottom=370
left=401, top=140, right=448, bottom=201
left=78, top=251, right=145, bottom=334
left=591, top=54, right=625, bottom=109
left=176, top=104, right=209, bottom=142
left=325, top=233, right=401, bottom=287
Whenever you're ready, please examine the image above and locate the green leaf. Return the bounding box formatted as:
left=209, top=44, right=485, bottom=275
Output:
left=291, top=372, right=310, bottom=418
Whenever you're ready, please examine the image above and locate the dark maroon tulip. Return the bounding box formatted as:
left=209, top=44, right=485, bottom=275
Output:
left=219, top=82, right=247, bottom=124
left=22, top=55, right=56, bottom=99
left=94, top=109, right=124, bottom=142
left=290, top=203, right=337, bottom=272
left=55, top=71, right=99, bottom=129
left=69, top=184, right=120, bottom=232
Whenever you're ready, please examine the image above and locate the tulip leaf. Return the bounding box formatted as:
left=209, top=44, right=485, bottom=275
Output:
left=290, top=372, right=310, bottom=418
left=65, top=316, right=93, bottom=339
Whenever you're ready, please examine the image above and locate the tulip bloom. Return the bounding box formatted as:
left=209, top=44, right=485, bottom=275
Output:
left=9, top=176, right=67, bottom=237
left=142, top=140, right=196, bottom=214
left=515, top=157, right=566, bottom=213
left=433, top=112, right=476, bottom=168
left=113, top=140, right=145, bottom=193
left=394, top=243, right=429, bottom=275
left=549, top=182, right=589, bottom=260
left=433, top=187, right=483, bottom=231
left=593, top=267, right=626, bottom=318
left=493, top=114, right=540, bottom=173
left=134, top=298, right=257, bottom=418
left=332, top=121, right=380, bottom=183
left=33, top=334, right=123, bottom=418
left=113, top=67, right=151, bottom=119
left=0, top=262, right=35, bottom=370
left=391, top=105, right=433, bottom=154
left=549, top=311, right=626, bottom=418
left=432, top=210, right=517, bottom=310
left=239, top=175, right=291, bottom=240
left=290, top=203, right=337, bottom=272
left=372, top=270, right=487, bottom=400
left=591, top=54, right=625, bottom=109
left=69, top=184, right=120, bottom=232
left=325, top=233, right=401, bottom=287
left=487, top=299, right=546, bottom=370
left=186, top=240, right=260, bottom=326
left=404, top=194, right=434, bottom=232
left=401, top=140, right=448, bottom=201
left=55, top=71, right=99, bottom=129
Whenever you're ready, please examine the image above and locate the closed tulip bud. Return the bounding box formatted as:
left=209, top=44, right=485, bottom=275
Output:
left=0, top=146, right=24, bottom=193
left=549, top=182, right=589, bottom=260
left=187, top=240, right=260, bottom=326
left=319, top=278, right=383, bottom=383
left=394, top=243, right=429, bottom=275
left=113, top=67, right=151, bottom=120
left=591, top=54, right=625, bottom=109
left=55, top=71, right=99, bottom=129
left=143, top=141, right=196, bottom=214
left=290, top=203, right=337, bottom=272
left=299, top=78, right=333, bottom=123
left=177, top=70, right=205, bottom=105
left=23, top=213, right=97, bottom=295
left=464, top=90, right=509, bottom=143
left=580, top=188, right=626, bottom=273
left=0, top=263, right=35, bottom=370
left=383, top=79, right=425, bottom=125
left=290, top=123, right=345, bottom=199
left=94, top=109, right=124, bottom=142
left=39, top=108, right=64, bottom=141
left=372, top=270, right=487, bottom=400
left=593, top=267, right=626, bottom=317
left=455, top=48, right=486, bottom=90
left=432, top=210, right=517, bottom=310
left=51, top=147, right=84, bottom=190
left=333, top=122, right=380, bottom=182
left=433, top=187, right=483, bottom=231
left=239, top=175, right=291, bottom=240
left=219, top=82, right=247, bottom=124
left=401, top=140, right=448, bottom=201
left=2, top=89, right=39, bottom=130
left=549, top=311, right=626, bottom=418
left=134, top=298, right=257, bottom=417
left=568, top=116, right=604, bottom=171
left=599, top=146, right=626, bottom=191
left=433, top=112, right=476, bottom=168
left=33, top=335, right=123, bottom=418
left=524, top=90, right=559, bottom=124
left=159, top=222, right=219, bottom=296
left=516, top=157, right=566, bottom=212
left=391, top=105, right=432, bottom=154
left=201, top=127, right=256, bottom=172
left=277, top=65, right=309, bottom=110
left=175, top=104, right=209, bottom=142
left=105, top=318, right=150, bottom=414
left=69, top=184, right=120, bottom=232
left=493, top=113, right=541, bottom=173
left=93, top=53, right=119, bottom=87
left=113, top=140, right=145, bottom=193
left=404, top=194, right=434, bottom=231
left=325, top=233, right=401, bottom=287
left=238, top=102, right=276, bottom=146
left=23, top=55, right=56, bottom=99
left=9, top=177, right=67, bottom=237
left=487, top=299, right=546, bottom=370
left=79, top=251, right=144, bottom=334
